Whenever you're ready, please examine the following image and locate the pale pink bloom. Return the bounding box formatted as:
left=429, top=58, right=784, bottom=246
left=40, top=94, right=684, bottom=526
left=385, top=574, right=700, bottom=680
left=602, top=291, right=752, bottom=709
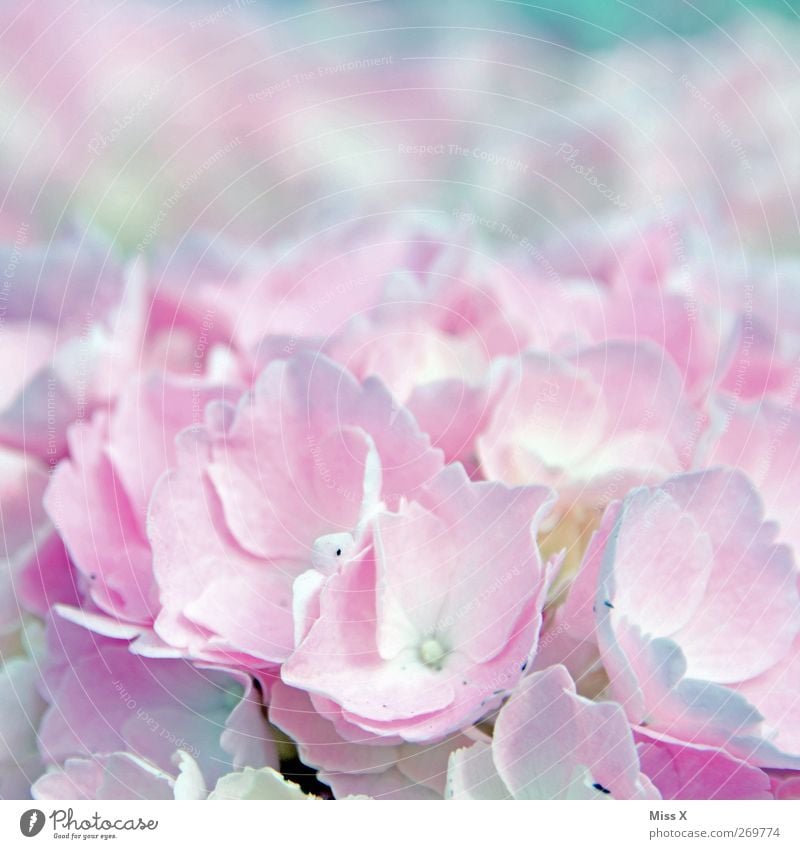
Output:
left=229, top=230, right=430, bottom=350
left=45, top=369, right=242, bottom=629
left=718, top=323, right=800, bottom=406
left=735, top=625, right=800, bottom=766
left=283, top=463, right=555, bottom=742
left=769, top=771, right=800, bottom=800
left=690, top=255, right=800, bottom=405
left=33, top=752, right=192, bottom=801
left=597, top=287, right=734, bottom=403
left=36, top=620, right=276, bottom=789
left=270, top=679, right=470, bottom=799
left=540, top=218, right=743, bottom=405
left=321, top=246, right=525, bottom=473
left=145, top=352, right=442, bottom=665
left=326, top=312, right=492, bottom=473
left=635, top=728, right=772, bottom=800
left=703, top=398, right=800, bottom=551
left=447, top=665, right=658, bottom=799
left=478, top=342, right=697, bottom=500
left=586, top=470, right=800, bottom=766
left=232, top=228, right=532, bottom=473
left=536, top=215, right=743, bottom=404
left=0, top=237, right=127, bottom=458
left=5, top=0, right=800, bottom=253
left=0, top=228, right=247, bottom=463
left=540, top=215, right=695, bottom=293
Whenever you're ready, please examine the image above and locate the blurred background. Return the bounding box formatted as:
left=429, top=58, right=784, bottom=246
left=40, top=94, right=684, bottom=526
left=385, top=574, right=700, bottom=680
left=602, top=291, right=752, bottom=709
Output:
left=2, top=0, right=799, bottom=265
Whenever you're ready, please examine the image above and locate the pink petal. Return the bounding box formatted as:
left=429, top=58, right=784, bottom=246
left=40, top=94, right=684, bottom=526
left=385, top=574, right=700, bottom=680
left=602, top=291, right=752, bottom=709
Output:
left=636, top=728, right=772, bottom=800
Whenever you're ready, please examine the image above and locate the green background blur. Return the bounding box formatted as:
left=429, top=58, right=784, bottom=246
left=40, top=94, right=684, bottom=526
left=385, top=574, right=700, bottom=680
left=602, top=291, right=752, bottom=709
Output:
left=513, top=0, right=800, bottom=48
left=271, top=0, right=800, bottom=50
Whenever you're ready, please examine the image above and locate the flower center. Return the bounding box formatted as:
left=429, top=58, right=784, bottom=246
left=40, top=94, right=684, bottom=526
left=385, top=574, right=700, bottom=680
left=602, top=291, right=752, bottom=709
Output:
left=419, top=638, right=447, bottom=670
left=538, top=503, right=601, bottom=608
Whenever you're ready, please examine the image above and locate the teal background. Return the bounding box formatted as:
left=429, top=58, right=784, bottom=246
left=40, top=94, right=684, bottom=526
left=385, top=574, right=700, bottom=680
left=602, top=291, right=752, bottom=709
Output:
left=263, top=0, right=800, bottom=49
left=513, top=0, right=800, bottom=48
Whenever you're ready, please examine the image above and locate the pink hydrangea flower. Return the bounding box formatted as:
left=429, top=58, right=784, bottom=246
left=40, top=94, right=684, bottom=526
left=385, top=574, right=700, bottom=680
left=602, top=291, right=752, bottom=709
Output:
left=45, top=370, right=242, bottom=629
left=478, top=341, right=697, bottom=497
left=0, top=234, right=244, bottom=464
left=635, top=728, right=772, bottom=800
left=35, top=619, right=276, bottom=793
left=33, top=752, right=195, bottom=801
left=269, top=679, right=470, bottom=799
left=769, top=771, right=800, bottom=800
left=3, top=0, right=800, bottom=804
left=144, top=352, right=442, bottom=665
left=227, top=227, right=541, bottom=473
left=0, top=237, right=127, bottom=458
left=703, top=398, right=800, bottom=551
left=282, top=463, right=555, bottom=742
left=735, top=621, right=800, bottom=766
left=583, top=470, right=800, bottom=766
left=446, top=665, right=658, bottom=799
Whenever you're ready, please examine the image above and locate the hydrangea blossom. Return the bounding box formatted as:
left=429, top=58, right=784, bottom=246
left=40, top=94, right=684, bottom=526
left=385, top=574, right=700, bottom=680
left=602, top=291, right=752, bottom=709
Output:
left=1, top=1, right=800, bottom=805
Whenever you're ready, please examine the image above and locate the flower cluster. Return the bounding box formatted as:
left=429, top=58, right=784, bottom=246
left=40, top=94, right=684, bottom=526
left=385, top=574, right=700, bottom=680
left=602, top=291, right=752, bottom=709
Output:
left=1, top=3, right=800, bottom=802
left=0, top=211, right=797, bottom=801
